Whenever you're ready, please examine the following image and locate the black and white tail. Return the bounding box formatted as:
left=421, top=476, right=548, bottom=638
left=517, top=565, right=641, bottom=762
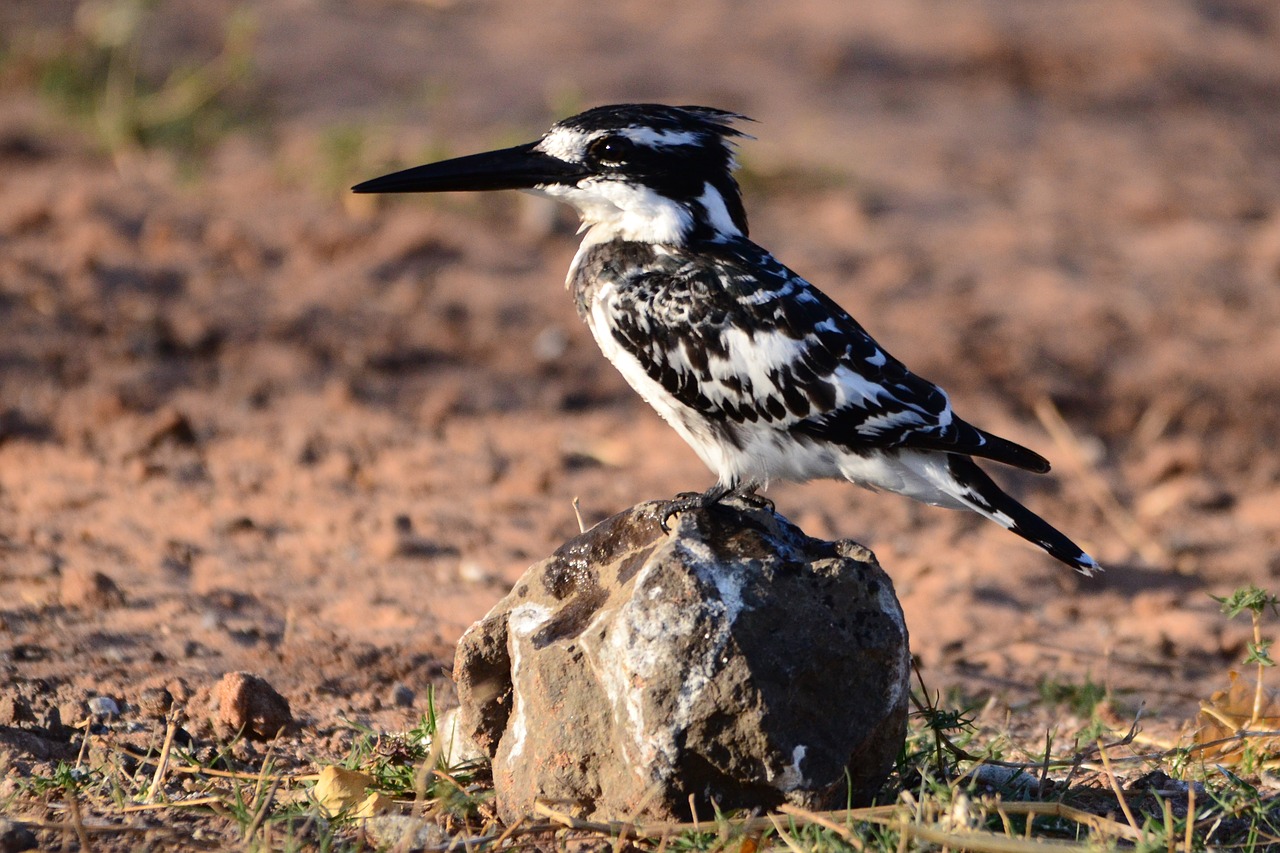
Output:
left=946, top=455, right=1101, bottom=576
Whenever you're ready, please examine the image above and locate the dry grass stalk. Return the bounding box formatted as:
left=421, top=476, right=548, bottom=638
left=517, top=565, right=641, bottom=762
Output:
left=766, top=813, right=806, bottom=853
left=987, top=802, right=1140, bottom=843
left=241, top=776, right=282, bottom=841
left=121, top=795, right=225, bottom=813
left=1095, top=739, right=1140, bottom=836
left=1184, top=784, right=1196, bottom=852
left=121, top=745, right=320, bottom=782
left=66, top=788, right=94, bottom=852
left=893, top=821, right=1093, bottom=852
left=532, top=798, right=1147, bottom=851
left=143, top=710, right=181, bottom=803
left=777, top=802, right=865, bottom=850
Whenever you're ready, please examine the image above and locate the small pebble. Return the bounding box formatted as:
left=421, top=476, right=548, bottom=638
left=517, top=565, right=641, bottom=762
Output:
left=363, top=815, right=446, bottom=851
left=388, top=683, right=415, bottom=708
left=533, top=325, right=569, bottom=362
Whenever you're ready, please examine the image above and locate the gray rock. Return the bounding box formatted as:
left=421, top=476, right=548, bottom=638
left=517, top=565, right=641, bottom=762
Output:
left=362, top=815, right=447, bottom=851
left=434, top=707, right=486, bottom=767
left=454, top=499, right=910, bottom=822
left=388, top=682, right=415, bottom=708
left=0, top=818, right=37, bottom=852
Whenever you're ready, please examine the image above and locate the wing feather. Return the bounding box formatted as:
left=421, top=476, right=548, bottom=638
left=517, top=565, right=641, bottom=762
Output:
left=597, top=240, right=1049, bottom=473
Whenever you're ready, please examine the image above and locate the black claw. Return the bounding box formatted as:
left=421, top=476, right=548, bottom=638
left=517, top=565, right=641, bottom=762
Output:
left=659, top=495, right=703, bottom=532
left=733, top=491, right=774, bottom=512
left=658, top=484, right=732, bottom=533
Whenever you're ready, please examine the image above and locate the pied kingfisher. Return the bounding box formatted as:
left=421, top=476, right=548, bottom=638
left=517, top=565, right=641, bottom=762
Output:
left=354, top=104, right=1100, bottom=575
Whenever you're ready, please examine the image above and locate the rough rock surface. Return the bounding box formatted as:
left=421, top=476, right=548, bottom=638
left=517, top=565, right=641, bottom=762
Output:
left=454, top=499, right=910, bottom=822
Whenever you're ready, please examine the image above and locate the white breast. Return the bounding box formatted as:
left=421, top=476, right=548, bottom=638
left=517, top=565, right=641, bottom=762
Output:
left=585, top=283, right=849, bottom=489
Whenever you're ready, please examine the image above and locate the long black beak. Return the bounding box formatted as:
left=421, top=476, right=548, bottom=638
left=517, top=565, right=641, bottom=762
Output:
left=351, top=141, right=589, bottom=194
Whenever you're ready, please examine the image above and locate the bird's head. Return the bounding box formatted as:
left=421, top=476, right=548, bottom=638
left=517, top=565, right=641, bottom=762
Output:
left=353, top=103, right=752, bottom=245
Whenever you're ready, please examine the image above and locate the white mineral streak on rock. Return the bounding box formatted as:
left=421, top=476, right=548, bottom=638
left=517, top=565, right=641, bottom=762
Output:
left=876, top=581, right=906, bottom=636
left=597, top=558, right=691, bottom=775
left=593, top=537, right=746, bottom=780
left=582, top=603, right=648, bottom=775
left=775, top=744, right=808, bottom=791
left=875, top=581, right=909, bottom=712
left=505, top=603, right=553, bottom=763
left=684, top=537, right=748, bottom=623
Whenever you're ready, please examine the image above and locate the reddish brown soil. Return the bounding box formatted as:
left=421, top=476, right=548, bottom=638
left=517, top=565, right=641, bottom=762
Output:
left=2, top=0, right=1280, bottom=799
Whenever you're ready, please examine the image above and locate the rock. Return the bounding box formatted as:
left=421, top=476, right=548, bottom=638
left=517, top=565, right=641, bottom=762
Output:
left=434, top=707, right=486, bottom=767
left=86, top=696, right=120, bottom=718
left=454, top=499, right=910, bottom=822
left=58, top=568, right=124, bottom=609
left=0, top=818, right=37, bottom=853
left=213, top=672, right=292, bottom=740
left=137, top=686, right=174, bottom=719
left=0, top=694, right=31, bottom=726
left=362, top=815, right=447, bottom=851
left=388, top=682, right=415, bottom=708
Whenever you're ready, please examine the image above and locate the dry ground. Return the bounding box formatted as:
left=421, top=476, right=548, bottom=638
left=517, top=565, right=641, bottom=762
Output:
left=2, top=0, right=1280, bottom=841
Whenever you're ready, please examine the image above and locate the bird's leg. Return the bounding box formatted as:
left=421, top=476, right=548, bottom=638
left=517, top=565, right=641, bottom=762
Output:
left=659, top=482, right=733, bottom=533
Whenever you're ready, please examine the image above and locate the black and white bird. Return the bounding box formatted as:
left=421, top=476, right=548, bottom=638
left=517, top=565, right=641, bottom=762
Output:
left=354, top=104, right=1100, bottom=575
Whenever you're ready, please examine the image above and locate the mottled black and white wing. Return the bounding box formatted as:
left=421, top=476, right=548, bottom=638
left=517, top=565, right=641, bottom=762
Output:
left=596, top=240, right=1049, bottom=473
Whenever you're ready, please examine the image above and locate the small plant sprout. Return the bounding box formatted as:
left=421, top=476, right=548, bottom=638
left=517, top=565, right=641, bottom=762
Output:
left=1213, top=585, right=1280, bottom=728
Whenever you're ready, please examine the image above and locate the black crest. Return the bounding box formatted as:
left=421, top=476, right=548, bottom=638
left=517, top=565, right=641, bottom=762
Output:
left=556, top=104, right=751, bottom=139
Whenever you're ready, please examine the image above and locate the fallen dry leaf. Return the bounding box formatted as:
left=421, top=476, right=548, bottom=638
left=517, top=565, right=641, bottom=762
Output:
left=314, top=765, right=376, bottom=815
left=354, top=791, right=396, bottom=818
left=1195, top=671, right=1280, bottom=764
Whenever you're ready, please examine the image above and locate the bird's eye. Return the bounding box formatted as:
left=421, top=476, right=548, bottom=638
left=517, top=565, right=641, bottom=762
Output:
left=587, top=135, right=635, bottom=166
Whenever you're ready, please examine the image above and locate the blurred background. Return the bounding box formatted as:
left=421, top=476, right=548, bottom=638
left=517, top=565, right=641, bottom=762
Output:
left=2, top=0, right=1280, bottom=728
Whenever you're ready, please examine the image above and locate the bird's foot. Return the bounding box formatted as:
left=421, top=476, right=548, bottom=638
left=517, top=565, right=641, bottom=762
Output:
left=658, top=485, right=731, bottom=533
left=729, top=489, right=775, bottom=513
left=658, top=483, right=772, bottom=532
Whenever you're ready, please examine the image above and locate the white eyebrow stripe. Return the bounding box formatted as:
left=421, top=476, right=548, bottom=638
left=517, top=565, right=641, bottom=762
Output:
left=536, top=127, right=598, bottom=162
left=535, top=126, right=706, bottom=164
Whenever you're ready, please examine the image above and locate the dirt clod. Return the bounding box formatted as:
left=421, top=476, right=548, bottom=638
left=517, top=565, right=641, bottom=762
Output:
left=57, top=569, right=124, bottom=610
left=213, top=671, right=293, bottom=740
left=136, top=687, right=174, bottom=719
left=0, top=696, right=31, bottom=727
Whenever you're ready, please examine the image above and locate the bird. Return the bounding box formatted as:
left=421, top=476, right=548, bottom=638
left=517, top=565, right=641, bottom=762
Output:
left=353, top=103, right=1100, bottom=575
